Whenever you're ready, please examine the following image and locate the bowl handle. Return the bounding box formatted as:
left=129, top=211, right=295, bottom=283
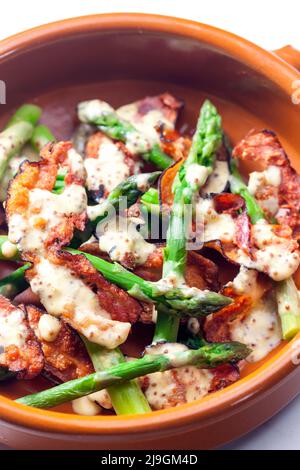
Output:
left=273, top=45, right=300, bottom=71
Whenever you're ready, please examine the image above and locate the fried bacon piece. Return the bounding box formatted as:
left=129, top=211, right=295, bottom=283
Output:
left=0, top=296, right=43, bottom=380
left=159, top=128, right=191, bottom=161
left=213, top=193, right=244, bottom=215
left=120, top=93, right=183, bottom=128
left=139, top=343, right=240, bottom=410
left=134, top=247, right=219, bottom=291
left=26, top=306, right=93, bottom=383
left=85, top=132, right=138, bottom=199
left=209, top=363, right=240, bottom=392
left=233, top=129, right=300, bottom=234
left=204, top=288, right=253, bottom=343
left=6, top=141, right=143, bottom=348
left=118, top=92, right=188, bottom=161
left=159, top=158, right=184, bottom=208
left=6, top=141, right=87, bottom=250
left=52, top=250, right=143, bottom=324
left=204, top=278, right=270, bottom=343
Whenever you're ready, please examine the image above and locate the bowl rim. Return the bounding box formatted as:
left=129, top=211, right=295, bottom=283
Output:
left=0, top=12, right=300, bottom=436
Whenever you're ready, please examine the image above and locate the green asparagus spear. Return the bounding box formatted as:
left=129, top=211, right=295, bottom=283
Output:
left=0, top=239, right=231, bottom=315
left=230, top=160, right=265, bottom=224
left=31, top=124, right=55, bottom=152
left=154, top=100, right=223, bottom=342
left=0, top=123, right=33, bottom=181
left=88, top=171, right=161, bottom=223
left=0, top=263, right=30, bottom=298
left=275, top=278, right=300, bottom=340
left=17, top=341, right=250, bottom=408
left=0, top=104, right=41, bottom=182
left=229, top=156, right=300, bottom=340
left=82, top=338, right=151, bottom=415
left=5, top=104, right=41, bottom=129
left=77, top=100, right=173, bottom=169
left=67, top=248, right=231, bottom=315
left=84, top=175, right=161, bottom=416
left=140, top=187, right=161, bottom=217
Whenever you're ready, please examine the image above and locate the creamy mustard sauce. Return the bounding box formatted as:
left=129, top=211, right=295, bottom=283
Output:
left=0, top=307, right=29, bottom=349
left=185, top=164, right=211, bottom=188
left=8, top=184, right=87, bottom=253
left=247, top=166, right=281, bottom=217
left=231, top=267, right=258, bottom=295
left=202, top=160, right=229, bottom=195
left=143, top=343, right=213, bottom=410
left=235, top=221, right=300, bottom=281
left=78, top=99, right=114, bottom=123
left=196, top=199, right=300, bottom=281
left=230, top=295, right=282, bottom=362
left=84, top=137, right=130, bottom=192
left=72, top=389, right=113, bottom=416
left=37, top=313, right=62, bottom=342
left=72, top=396, right=102, bottom=416
left=117, top=103, right=174, bottom=155
left=196, top=198, right=236, bottom=243
left=97, top=216, right=155, bottom=267
left=66, top=148, right=87, bottom=181
left=30, top=259, right=131, bottom=349
left=7, top=150, right=133, bottom=349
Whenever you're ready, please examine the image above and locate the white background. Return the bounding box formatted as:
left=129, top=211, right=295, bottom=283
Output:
left=1, top=0, right=300, bottom=450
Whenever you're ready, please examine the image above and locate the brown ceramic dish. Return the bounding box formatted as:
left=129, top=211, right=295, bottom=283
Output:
left=0, top=13, right=300, bottom=450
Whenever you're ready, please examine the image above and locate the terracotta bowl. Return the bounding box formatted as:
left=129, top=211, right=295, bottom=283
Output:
left=0, top=13, right=300, bottom=450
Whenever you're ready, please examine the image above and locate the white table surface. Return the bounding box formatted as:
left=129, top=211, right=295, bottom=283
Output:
left=0, top=0, right=300, bottom=451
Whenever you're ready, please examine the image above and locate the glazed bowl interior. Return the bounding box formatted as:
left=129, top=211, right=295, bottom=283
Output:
left=0, top=13, right=300, bottom=440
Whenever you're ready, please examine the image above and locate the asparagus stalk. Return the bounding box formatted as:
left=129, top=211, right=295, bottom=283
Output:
left=31, top=124, right=55, bottom=152
left=230, top=160, right=265, bottom=224
left=88, top=171, right=161, bottom=223
left=154, top=100, right=223, bottom=342
left=77, top=100, right=173, bottom=169
left=5, top=104, right=41, bottom=129
left=229, top=158, right=300, bottom=339
left=0, top=263, right=30, bottom=298
left=0, top=104, right=41, bottom=182
left=140, top=187, right=161, bottom=217
left=16, top=341, right=250, bottom=408
left=0, top=125, right=33, bottom=181
left=67, top=248, right=232, bottom=315
left=83, top=338, right=151, bottom=414
left=275, top=278, right=300, bottom=340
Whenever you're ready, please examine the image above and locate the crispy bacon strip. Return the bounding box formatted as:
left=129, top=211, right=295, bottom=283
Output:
left=233, top=129, right=300, bottom=234
left=159, top=128, right=191, bottom=161
left=122, top=93, right=183, bottom=128
left=209, top=363, right=240, bottom=392
left=213, top=193, right=244, bottom=215
left=51, top=250, right=143, bottom=324
left=6, top=141, right=143, bottom=348
left=139, top=342, right=240, bottom=410
left=0, top=296, right=43, bottom=380
left=85, top=132, right=138, bottom=199
left=204, top=279, right=270, bottom=343
left=26, top=306, right=93, bottom=383
left=135, top=248, right=219, bottom=291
